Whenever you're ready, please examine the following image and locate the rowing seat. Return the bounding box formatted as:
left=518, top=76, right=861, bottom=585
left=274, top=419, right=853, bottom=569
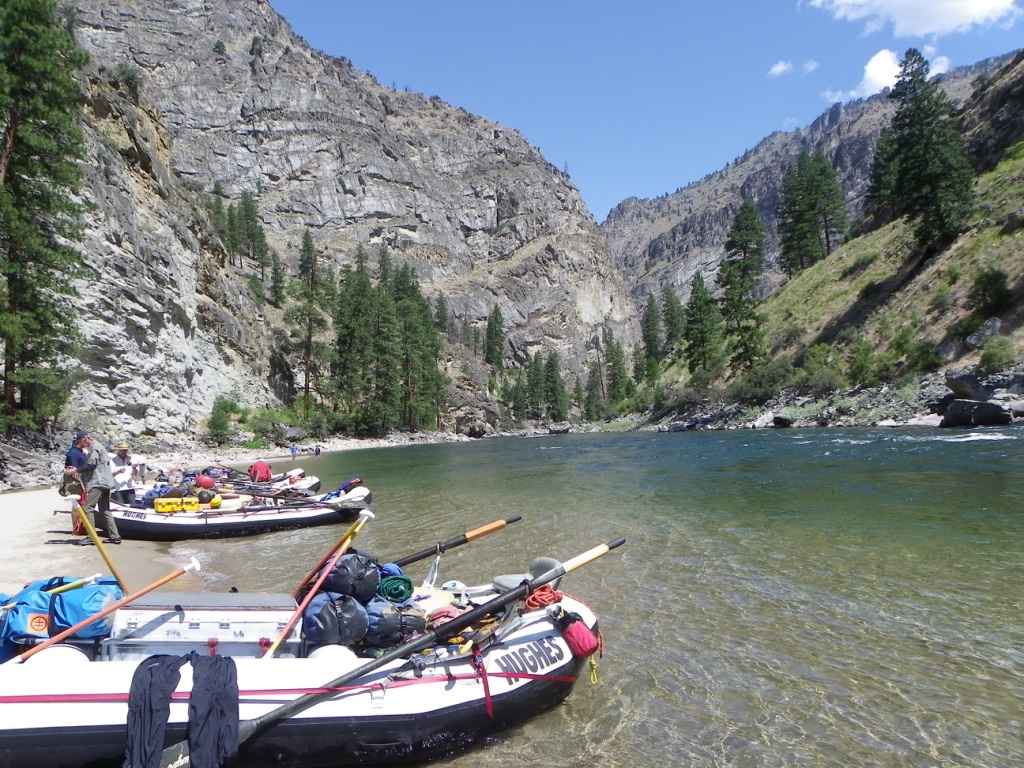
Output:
left=491, top=556, right=563, bottom=593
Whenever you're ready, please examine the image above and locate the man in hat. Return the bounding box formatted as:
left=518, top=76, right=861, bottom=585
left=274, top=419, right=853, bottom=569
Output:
left=111, top=442, right=136, bottom=506
left=63, top=431, right=121, bottom=545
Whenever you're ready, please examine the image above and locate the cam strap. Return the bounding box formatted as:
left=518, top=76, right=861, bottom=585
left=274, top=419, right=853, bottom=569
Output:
left=472, top=647, right=493, bottom=719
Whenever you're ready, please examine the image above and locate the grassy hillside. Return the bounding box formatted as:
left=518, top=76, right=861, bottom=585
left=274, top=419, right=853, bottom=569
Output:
left=651, top=142, right=1024, bottom=412
left=768, top=142, right=1022, bottom=367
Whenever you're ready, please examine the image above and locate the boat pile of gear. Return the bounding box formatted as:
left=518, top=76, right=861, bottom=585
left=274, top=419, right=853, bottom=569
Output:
left=0, top=509, right=623, bottom=768
left=108, top=467, right=370, bottom=541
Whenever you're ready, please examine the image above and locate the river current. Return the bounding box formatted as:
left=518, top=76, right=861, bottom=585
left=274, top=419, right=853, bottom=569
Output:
left=171, top=428, right=1024, bottom=767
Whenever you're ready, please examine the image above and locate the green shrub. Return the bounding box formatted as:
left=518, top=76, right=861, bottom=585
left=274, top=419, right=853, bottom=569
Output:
left=930, top=284, right=953, bottom=312
left=845, top=338, right=878, bottom=387
left=213, top=40, right=226, bottom=56
left=980, top=337, right=1017, bottom=372
left=968, top=267, right=1013, bottom=315
left=947, top=315, right=984, bottom=340
left=724, top=359, right=792, bottom=404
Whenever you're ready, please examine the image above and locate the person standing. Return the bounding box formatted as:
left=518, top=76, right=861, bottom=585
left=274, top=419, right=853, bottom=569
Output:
left=63, top=431, right=121, bottom=545
left=314, top=445, right=321, bottom=461
left=110, top=442, right=136, bottom=506
left=290, top=443, right=298, bottom=461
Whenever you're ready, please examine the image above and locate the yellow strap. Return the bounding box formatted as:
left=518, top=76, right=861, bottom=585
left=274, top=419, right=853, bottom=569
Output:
left=589, top=656, right=599, bottom=685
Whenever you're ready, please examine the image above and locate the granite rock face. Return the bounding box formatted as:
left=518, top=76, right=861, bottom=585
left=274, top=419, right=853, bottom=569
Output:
left=65, top=66, right=285, bottom=438
left=65, top=0, right=637, bottom=439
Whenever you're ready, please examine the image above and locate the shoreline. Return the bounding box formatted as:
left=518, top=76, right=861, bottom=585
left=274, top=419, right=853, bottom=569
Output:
left=0, top=431, right=468, bottom=597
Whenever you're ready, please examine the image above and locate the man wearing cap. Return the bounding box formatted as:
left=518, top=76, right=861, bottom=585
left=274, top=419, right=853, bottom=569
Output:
left=111, top=442, right=135, bottom=506
left=63, top=431, right=121, bottom=545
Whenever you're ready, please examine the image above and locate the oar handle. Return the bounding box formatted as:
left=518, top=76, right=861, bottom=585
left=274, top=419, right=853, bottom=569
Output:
left=392, top=515, right=523, bottom=568
left=12, top=558, right=201, bottom=664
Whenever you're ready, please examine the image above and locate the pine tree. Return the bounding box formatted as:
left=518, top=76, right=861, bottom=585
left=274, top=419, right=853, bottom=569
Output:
left=778, top=152, right=847, bottom=275
left=526, top=351, right=545, bottom=417
left=683, top=273, right=725, bottom=374
left=0, top=0, right=89, bottom=426
left=544, top=352, right=569, bottom=421
left=639, top=293, right=661, bottom=382
left=391, top=262, right=446, bottom=431
left=333, top=247, right=375, bottom=424
left=604, top=330, right=633, bottom=402
left=867, top=48, right=974, bottom=247
left=809, top=153, right=847, bottom=256
left=269, top=249, right=286, bottom=306
left=484, top=305, right=505, bottom=367
left=583, top=360, right=605, bottom=421
left=719, top=200, right=766, bottom=372
left=660, top=284, right=686, bottom=355
left=284, top=231, right=334, bottom=414
left=433, top=294, right=450, bottom=334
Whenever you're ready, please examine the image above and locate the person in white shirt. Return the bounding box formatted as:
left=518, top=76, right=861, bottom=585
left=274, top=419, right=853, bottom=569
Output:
left=110, top=442, right=135, bottom=506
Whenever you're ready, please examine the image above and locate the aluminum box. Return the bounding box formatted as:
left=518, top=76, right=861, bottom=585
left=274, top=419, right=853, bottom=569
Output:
left=104, top=592, right=300, bottom=660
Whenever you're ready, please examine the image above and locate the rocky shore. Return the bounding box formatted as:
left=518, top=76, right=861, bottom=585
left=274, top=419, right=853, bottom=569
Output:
left=652, top=366, right=1024, bottom=432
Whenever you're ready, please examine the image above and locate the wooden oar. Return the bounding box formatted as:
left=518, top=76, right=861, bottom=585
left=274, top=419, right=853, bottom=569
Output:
left=9, top=558, right=201, bottom=664
left=265, top=510, right=374, bottom=658
left=290, top=511, right=373, bottom=599
left=157, top=536, right=625, bottom=768
left=73, top=502, right=130, bottom=593
left=391, top=515, right=523, bottom=568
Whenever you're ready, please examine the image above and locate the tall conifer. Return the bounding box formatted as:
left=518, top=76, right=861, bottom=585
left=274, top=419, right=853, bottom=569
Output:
left=867, top=48, right=974, bottom=247
left=0, top=0, right=89, bottom=425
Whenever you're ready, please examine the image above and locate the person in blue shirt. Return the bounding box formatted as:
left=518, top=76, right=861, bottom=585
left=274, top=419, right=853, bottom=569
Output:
left=290, top=443, right=298, bottom=461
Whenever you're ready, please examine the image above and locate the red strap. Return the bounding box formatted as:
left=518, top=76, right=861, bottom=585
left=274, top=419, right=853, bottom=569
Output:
left=472, top=648, right=493, bottom=719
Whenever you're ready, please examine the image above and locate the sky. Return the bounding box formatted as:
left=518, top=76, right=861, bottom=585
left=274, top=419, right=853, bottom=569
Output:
left=267, top=1, right=1022, bottom=223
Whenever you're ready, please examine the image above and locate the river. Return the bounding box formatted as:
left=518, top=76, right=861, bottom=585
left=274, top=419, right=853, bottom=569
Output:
left=172, top=427, right=1024, bottom=767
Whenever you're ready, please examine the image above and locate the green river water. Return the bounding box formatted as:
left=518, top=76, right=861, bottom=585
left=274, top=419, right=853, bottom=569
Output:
left=172, top=427, right=1024, bottom=767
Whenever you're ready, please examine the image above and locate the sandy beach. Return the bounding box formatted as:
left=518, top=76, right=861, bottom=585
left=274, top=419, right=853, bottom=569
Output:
left=0, top=486, right=199, bottom=597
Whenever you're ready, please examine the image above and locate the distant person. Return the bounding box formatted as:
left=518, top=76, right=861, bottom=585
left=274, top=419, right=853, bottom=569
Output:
left=110, top=442, right=135, bottom=506
left=290, top=443, right=298, bottom=461
left=63, top=431, right=121, bottom=544
left=249, top=459, right=272, bottom=483
left=314, top=445, right=321, bottom=461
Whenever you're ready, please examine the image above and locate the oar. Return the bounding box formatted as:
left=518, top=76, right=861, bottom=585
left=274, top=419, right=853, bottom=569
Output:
left=157, top=536, right=624, bottom=768
left=391, top=515, right=523, bottom=568
left=9, top=558, right=201, bottom=664
left=290, top=511, right=373, bottom=599
left=74, top=503, right=130, bottom=593
left=266, top=510, right=374, bottom=658
left=0, top=573, right=102, bottom=615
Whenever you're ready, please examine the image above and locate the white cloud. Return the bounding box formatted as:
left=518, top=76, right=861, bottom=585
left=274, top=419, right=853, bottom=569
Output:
left=822, top=48, right=901, bottom=102
left=809, top=0, right=1022, bottom=37
left=931, top=55, right=952, bottom=74
left=803, top=59, right=820, bottom=73
left=769, top=60, right=794, bottom=77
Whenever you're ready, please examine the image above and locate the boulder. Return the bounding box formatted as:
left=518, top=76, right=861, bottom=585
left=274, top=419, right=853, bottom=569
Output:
left=939, top=399, right=1012, bottom=427
left=772, top=415, right=793, bottom=428
left=944, top=369, right=992, bottom=400
left=965, top=318, right=1002, bottom=350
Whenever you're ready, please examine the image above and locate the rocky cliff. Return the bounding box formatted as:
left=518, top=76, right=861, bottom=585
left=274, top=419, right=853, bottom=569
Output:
left=600, top=53, right=1015, bottom=304
left=65, top=0, right=637, bottom=441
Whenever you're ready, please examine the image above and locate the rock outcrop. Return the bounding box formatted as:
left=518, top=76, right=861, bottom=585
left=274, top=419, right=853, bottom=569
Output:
left=69, top=0, right=638, bottom=435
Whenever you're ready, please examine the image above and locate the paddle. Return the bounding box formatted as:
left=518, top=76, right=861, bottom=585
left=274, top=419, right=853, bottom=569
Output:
left=290, top=509, right=375, bottom=599
left=9, top=558, right=201, bottom=664
left=158, top=536, right=624, bottom=768
left=73, top=502, right=130, bottom=592
left=265, top=510, right=374, bottom=658
left=391, top=515, right=523, bottom=568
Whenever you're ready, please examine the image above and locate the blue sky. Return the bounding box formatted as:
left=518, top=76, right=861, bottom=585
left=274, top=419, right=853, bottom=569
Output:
left=267, top=1, right=1022, bottom=223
